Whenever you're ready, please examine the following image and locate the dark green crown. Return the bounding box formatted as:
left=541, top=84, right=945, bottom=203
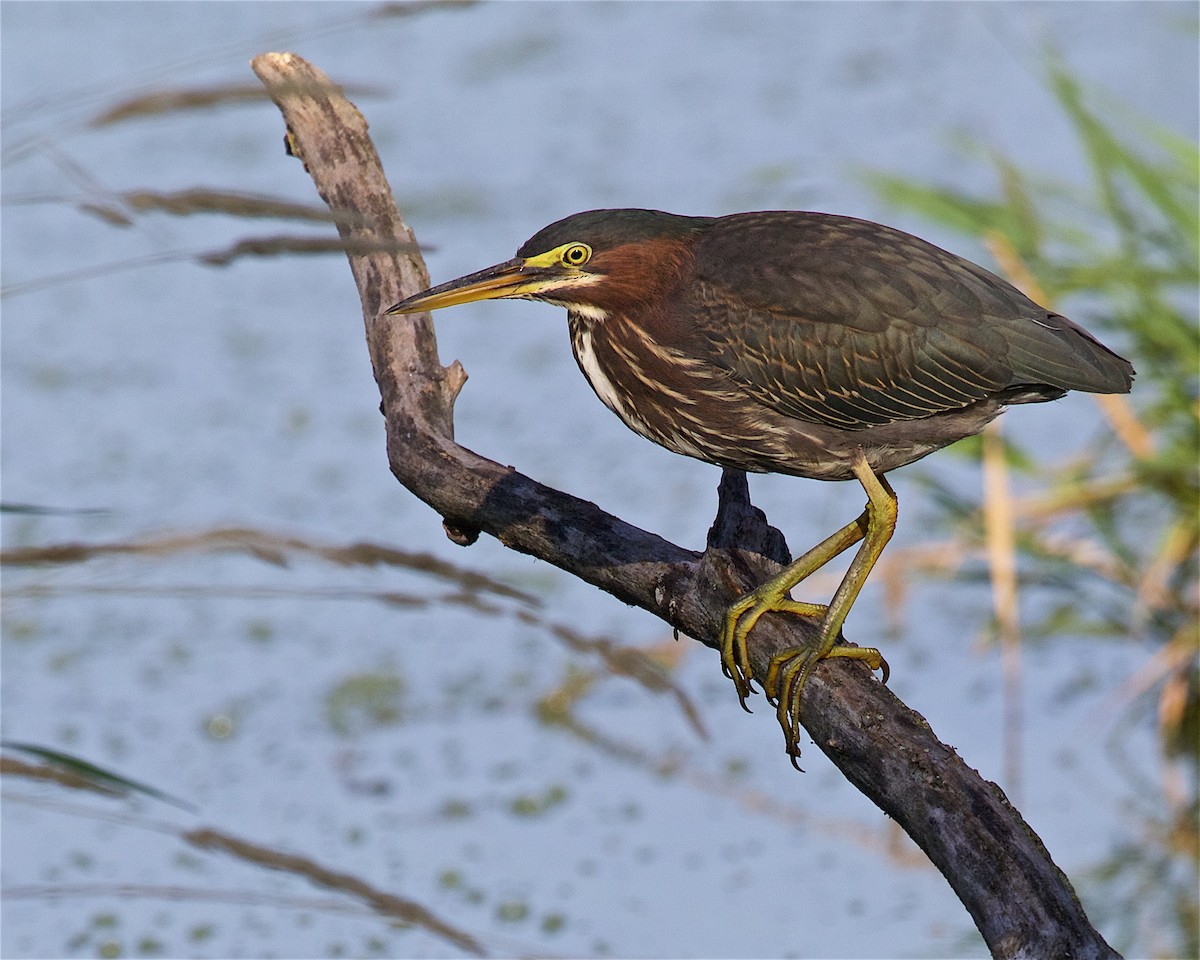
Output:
left=517, top=208, right=711, bottom=258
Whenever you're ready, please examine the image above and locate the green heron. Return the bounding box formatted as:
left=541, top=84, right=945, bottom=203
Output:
left=386, top=208, right=1134, bottom=758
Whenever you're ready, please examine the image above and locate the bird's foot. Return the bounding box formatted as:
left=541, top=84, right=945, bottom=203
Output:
left=765, top=641, right=889, bottom=767
left=718, top=591, right=826, bottom=713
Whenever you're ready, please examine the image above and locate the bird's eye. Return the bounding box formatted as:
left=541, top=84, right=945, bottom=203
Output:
left=561, top=243, right=591, bottom=267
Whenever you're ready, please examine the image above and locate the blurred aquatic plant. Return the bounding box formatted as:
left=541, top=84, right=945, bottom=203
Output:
left=868, top=58, right=1198, bottom=958
left=870, top=60, right=1198, bottom=734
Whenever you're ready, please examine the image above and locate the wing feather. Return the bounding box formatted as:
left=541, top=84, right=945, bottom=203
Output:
left=682, top=212, right=1128, bottom=430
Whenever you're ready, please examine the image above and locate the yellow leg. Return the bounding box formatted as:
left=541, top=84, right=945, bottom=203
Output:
left=718, top=453, right=896, bottom=761
left=719, top=511, right=868, bottom=706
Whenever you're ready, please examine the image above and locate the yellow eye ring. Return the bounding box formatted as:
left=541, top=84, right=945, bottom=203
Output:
left=561, top=243, right=591, bottom=267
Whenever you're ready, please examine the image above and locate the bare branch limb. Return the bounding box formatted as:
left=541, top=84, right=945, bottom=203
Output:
left=250, top=51, right=1120, bottom=960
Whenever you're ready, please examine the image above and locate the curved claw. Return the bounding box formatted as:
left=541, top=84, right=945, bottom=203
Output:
left=775, top=651, right=816, bottom=758
left=720, top=592, right=831, bottom=715
left=718, top=593, right=763, bottom=711
left=767, top=642, right=889, bottom=758
left=718, top=659, right=755, bottom=713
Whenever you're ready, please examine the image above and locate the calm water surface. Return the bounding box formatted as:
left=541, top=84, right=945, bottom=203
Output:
left=2, top=3, right=1196, bottom=958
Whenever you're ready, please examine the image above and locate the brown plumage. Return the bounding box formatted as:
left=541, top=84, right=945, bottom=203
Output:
left=387, top=208, right=1134, bottom=760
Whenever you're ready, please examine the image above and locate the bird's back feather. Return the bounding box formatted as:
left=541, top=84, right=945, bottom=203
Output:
left=685, top=212, right=1132, bottom=431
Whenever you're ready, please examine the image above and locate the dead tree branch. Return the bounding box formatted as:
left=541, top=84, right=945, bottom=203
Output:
left=250, top=51, right=1119, bottom=960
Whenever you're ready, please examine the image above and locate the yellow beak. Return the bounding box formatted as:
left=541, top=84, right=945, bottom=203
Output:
left=385, top=258, right=562, bottom=315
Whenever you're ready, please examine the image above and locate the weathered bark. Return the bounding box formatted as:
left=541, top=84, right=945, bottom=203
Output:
left=250, top=51, right=1120, bottom=960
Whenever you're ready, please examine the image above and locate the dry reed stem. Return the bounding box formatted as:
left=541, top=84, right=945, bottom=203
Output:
left=982, top=421, right=1023, bottom=799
